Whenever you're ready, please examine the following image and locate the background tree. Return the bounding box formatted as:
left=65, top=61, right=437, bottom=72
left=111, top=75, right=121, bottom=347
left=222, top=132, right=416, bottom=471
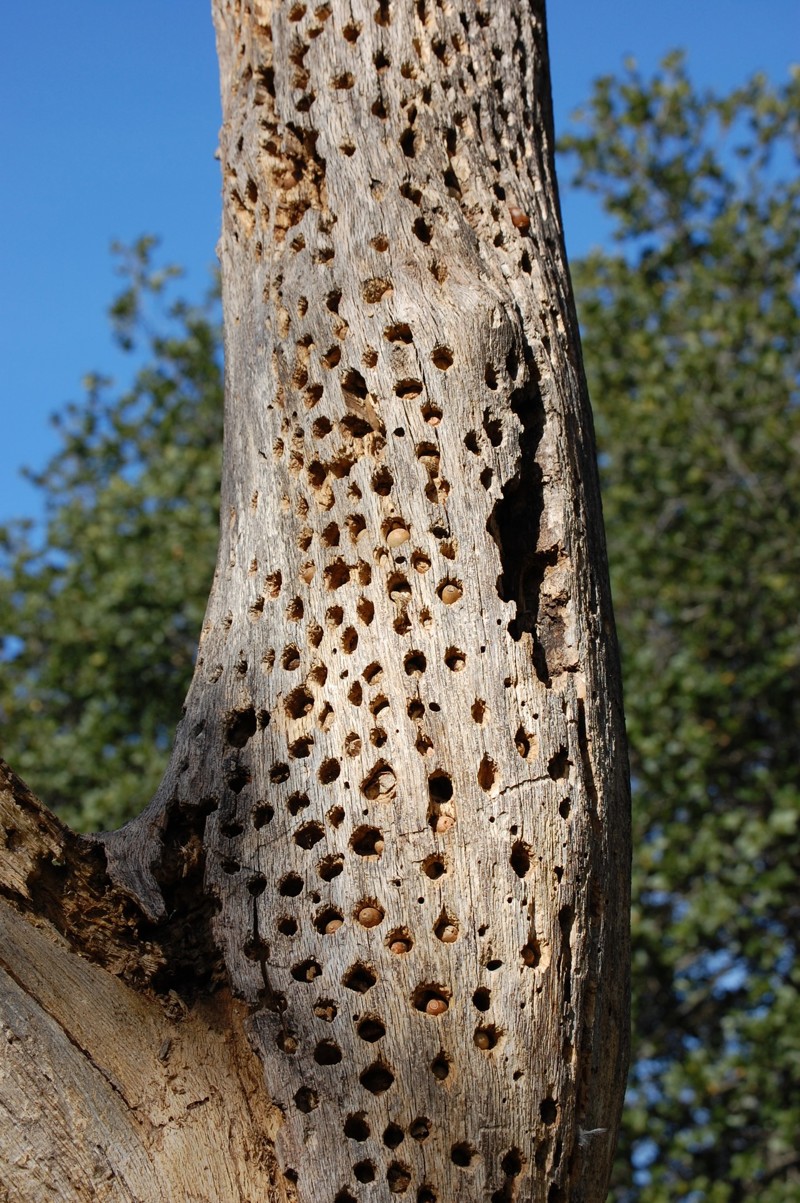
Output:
left=0, top=239, right=222, bottom=830
left=0, top=2, right=629, bottom=1201
left=560, top=57, right=800, bottom=1201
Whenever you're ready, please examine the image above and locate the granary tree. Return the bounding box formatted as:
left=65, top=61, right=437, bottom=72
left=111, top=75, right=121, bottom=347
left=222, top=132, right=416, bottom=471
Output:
left=0, top=1, right=630, bottom=1200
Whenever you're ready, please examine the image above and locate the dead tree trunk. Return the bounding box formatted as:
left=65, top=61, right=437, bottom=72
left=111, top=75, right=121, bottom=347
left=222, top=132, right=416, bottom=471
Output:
left=1, top=2, right=629, bottom=1201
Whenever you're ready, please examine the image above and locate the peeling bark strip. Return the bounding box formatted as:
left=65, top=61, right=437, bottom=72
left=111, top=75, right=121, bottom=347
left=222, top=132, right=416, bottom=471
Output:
left=106, top=1, right=630, bottom=1199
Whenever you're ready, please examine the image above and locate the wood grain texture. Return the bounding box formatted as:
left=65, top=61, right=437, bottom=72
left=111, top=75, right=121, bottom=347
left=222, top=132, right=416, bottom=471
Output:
left=99, top=1, right=630, bottom=1200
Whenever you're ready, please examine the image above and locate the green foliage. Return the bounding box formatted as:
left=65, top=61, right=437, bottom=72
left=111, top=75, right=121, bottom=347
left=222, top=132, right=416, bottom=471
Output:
left=0, top=238, right=223, bottom=831
left=560, top=55, right=800, bottom=1201
left=2, top=56, right=798, bottom=1201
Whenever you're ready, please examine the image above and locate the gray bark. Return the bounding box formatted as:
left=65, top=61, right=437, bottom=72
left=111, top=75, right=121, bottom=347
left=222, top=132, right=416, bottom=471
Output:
left=2, top=1, right=629, bottom=1200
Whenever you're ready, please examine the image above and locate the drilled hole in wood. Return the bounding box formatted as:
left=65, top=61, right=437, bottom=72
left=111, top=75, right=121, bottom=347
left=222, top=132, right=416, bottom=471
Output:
left=318, top=854, right=345, bottom=881
left=324, top=559, right=350, bottom=591
left=292, top=957, right=323, bottom=983
left=322, top=345, right=342, bottom=369
left=416, top=441, right=440, bottom=473
left=285, top=686, right=314, bottom=720
left=548, top=748, right=571, bottom=780
left=404, top=650, right=427, bottom=676
left=520, top=937, right=541, bottom=968
left=388, top=573, right=411, bottom=601
left=294, top=1086, right=319, bottom=1113
left=341, top=626, right=358, bottom=653
left=501, top=1148, right=523, bottom=1177
left=348, top=681, right=364, bottom=706
left=437, top=579, right=463, bottom=605
left=372, top=466, right=394, bottom=495
left=360, top=1061, right=394, bottom=1094
left=350, top=827, right=385, bottom=863
left=276, top=1029, right=298, bottom=1055
left=339, top=415, right=372, bottom=444
left=431, top=1052, right=450, bottom=1080
left=451, top=1142, right=479, bottom=1168
left=287, top=792, right=310, bottom=817
left=413, top=985, right=450, bottom=1016
left=282, top=645, right=301, bottom=671
left=384, top=520, right=410, bottom=547
left=363, top=346, right=378, bottom=367
left=313, top=999, right=338, bottom=1022
left=315, top=906, right=344, bottom=935
left=341, top=367, right=368, bottom=404
left=294, top=821, right=325, bottom=850
left=354, top=596, right=374, bottom=626
left=510, top=840, right=532, bottom=878
left=319, top=758, right=341, bottom=784
left=314, top=1039, right=343, bottom=1065
left=326, top=805, right=345, bottom=829
left=333, top=1191, right=356, bottom=1203
left=344, top=732, right=362, bottom=758
left=559, top=798, right=571, bottom=819
left=407, top=699, right=425, bottom=719
left=362, top=277, right=393, bottom=303
left=289, top=736, right=314, bottom=759
left=371, top=233, right=389, bottom=251
left=540, top=1097, right=558, bottom=1125
left=417, top=1188, right=437, bottom=1203
left=383, top=1123, right=404, bottom=1149
left=422, top=854, right=446, bottom=880
left=472, top=988, right=491, bottom=1012
left=320, top=522, right=340, bottom=548
left=304, top=383, right=324, bottom=409
left=360, top=761, right=396, bottom=802
left=387, top=927, right=413, bottom=954
left=431, top=345, right=453, bottom=370
left=421, top=402, right=442, bottom=425
left=400, top=126, right=416, bottom=157
left=385, top=322, right=413, bottom=343
left=387, top=1162, right=412, bottom=1194
left=410, top=1117, right=431, bottom=1142
left=343, top=962, right=377, bottom=994
left=345, top=1113, right=370, bottom=1141
left=267, top=760, right=288, bottom=789
left=395, top=378, right=423, bottom=399
left=477, top=755, right=499, bottom=795
left=428, top=772, right=453, bottom=803
left=344, top=514, right=367, bottom=545
left=482, top=410, right=503, bottom=447
left=277, top=871, right=303, bottom=898
left=433, top=909, right=459, bottom=943
left=356, top=1016, right=386, bottom=1042
left=515, top=725, right=535, bottom=759
left=356, top=900, right=385, bottom=928
left=224, top=706, right=257, bottom=748
left=444, top=647, right=466, bottom=672
left=412, top=550, right=431, bottom=574
left=253, top=802, right=275, bottom=828
left=278, top=915, right=298, bottom=936
left=413, top=216, right=432, bottom=243
left=354, top=1160, right=376, bottom=1184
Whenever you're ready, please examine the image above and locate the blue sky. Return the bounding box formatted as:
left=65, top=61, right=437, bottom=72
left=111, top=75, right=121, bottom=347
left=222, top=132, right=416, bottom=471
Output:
left=1, top=0, right=797, bottom=526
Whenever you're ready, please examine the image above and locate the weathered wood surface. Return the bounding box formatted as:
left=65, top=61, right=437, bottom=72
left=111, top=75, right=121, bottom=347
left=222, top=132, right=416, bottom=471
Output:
left=3, top=1, right=630, bottom=1200
left=0, top=763, right=283, bottom=1203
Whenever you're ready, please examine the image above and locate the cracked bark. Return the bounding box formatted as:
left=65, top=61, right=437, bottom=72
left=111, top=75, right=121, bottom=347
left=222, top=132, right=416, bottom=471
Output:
left=0, top=1, right=629, bottom=1200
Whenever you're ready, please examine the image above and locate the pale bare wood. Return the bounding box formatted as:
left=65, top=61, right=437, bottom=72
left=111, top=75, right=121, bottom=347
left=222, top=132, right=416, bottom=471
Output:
left=2, top=1, right=629, bottom=1199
